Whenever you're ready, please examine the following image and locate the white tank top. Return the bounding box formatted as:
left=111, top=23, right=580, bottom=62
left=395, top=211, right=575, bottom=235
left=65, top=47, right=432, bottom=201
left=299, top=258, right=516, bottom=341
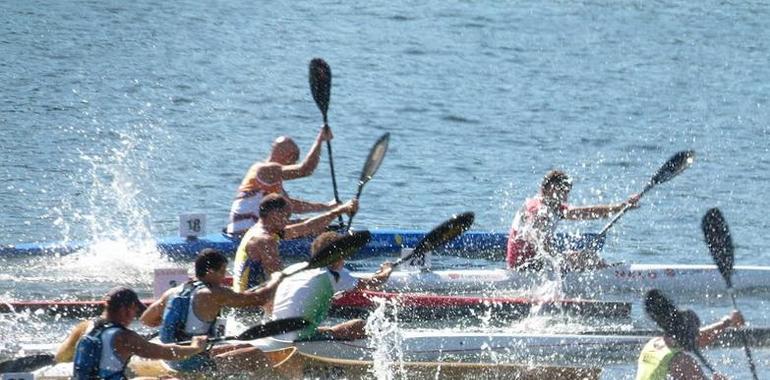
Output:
left=185, top=287, right=225, bottom=337
left=88, top=322, right=127, bottom=374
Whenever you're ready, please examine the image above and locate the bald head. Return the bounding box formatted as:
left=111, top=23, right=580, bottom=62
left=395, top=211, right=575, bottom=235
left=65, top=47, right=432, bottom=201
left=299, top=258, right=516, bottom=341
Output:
left=271, top=136, right=300, bottom=165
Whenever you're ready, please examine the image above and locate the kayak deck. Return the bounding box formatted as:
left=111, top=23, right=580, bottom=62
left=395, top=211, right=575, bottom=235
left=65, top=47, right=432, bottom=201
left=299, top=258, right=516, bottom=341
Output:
left=377, top=264, right=770, bottom=297
left=0, top=231, right=601, bottom=261
left=0, top=290, right=631, bottom=320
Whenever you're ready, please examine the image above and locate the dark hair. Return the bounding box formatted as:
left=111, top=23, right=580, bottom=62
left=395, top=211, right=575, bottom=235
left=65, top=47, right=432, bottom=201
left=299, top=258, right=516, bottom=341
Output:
left=259, top=193, right=289, bottom=218
left=195, top=248, right=228, bottom=278
left=103, top=286, right=146, bottom=314
left=541, top=170, right=572, bottom=191
left=311, top=231, right=342, bottom=257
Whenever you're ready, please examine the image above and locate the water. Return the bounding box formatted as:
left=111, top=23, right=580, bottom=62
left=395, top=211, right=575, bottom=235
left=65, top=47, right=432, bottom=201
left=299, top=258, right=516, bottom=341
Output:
left=2, top=0, right=770, bottom=378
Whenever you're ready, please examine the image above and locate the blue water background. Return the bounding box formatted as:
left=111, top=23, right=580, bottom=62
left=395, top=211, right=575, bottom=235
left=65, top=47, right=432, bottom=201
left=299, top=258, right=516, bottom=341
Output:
left=1, top=1, right=770, bottom=377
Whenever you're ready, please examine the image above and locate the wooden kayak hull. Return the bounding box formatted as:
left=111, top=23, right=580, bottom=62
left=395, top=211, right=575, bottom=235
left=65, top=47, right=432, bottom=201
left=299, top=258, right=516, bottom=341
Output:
left=31, top=347, right=600, bottom=380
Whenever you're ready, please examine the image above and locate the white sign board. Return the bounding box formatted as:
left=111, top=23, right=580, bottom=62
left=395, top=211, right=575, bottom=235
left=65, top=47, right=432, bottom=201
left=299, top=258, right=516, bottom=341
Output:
left=153, top=268, right=189, bottom=298
left=179, top=213, right=206, bottom=238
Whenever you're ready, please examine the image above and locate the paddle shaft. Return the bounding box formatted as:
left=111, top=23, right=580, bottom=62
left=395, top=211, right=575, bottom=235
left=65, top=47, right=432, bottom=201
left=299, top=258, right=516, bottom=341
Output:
left=692, top=350, right=717, bottom=375
left=178, top=334, right=241, bottom=346
left=726, top=288, right=760, bottom=379
left=392, top=250, right=417, bottom=268
left=346, top=181, right=365, bottom=228
left=323, top=127, right=344, bottom=226
left=598, top=182, right=654, bottom=237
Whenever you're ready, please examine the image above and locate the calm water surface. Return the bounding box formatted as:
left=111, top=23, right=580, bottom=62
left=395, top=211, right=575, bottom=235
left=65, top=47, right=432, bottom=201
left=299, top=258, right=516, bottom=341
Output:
left=2, top=1, right=770, bottom=378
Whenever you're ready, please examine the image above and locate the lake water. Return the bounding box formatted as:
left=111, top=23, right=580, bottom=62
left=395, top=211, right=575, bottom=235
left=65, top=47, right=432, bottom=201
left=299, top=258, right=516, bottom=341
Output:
left=2, top=1, right=770, bottom=378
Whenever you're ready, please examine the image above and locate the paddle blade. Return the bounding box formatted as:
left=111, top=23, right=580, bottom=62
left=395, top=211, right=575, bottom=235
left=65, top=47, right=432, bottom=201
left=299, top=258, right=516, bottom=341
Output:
left=309, top=58, right=331, bottom=118
left=644, top=289, right=679, bottom=333
left=644, top=290, right=701, bottom=352
left=649, top=150, right=695, bottom=188
left=306, top=230, right=372, bottom=269
left=236, top=317, right=311, bottom=341
left=0, top=353, right=55, bottom=373
left=413, top=212, right=475, bottom=256
left=359, top=133, right=390, bottom=184
left=702, top=208, right=735, bottom=287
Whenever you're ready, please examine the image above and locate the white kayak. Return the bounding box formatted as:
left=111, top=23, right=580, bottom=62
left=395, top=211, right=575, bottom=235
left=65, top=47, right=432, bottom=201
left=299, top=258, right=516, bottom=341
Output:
left=248, top=331, right=649, bottom=367
left=248, top=327, right=770, bottom=367
left=359, top=263, right=770, bottom=298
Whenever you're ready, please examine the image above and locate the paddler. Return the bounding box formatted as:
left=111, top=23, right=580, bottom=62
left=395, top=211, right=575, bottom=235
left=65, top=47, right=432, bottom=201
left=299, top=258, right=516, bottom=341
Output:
left=506, top=169, right=640, bottom=271
left=226, top=126, right=339, bottom=237
left=139, top=248, right=282, bottom=375
left=636, top=309, right=744, bottom=380
left=271, top=231, right=393, bottom=340
left=232, top=193, right=358, bottom=293
left=55, top=286, right=207, bottom=379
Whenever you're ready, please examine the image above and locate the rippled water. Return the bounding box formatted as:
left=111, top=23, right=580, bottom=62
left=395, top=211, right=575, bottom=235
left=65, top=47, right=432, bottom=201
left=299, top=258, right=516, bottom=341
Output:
left=2, top=1, right=770, bottom=378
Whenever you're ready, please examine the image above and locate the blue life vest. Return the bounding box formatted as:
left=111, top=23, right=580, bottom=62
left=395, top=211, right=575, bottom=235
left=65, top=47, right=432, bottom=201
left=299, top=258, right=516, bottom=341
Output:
left=159, top=281, right=219, bottom=343
left=72, top=320, right=127, bottom=380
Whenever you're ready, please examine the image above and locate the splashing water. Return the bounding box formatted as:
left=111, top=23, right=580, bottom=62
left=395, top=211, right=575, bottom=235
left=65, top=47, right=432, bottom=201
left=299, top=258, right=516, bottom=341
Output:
left=365, top=296, right=405, bottom=380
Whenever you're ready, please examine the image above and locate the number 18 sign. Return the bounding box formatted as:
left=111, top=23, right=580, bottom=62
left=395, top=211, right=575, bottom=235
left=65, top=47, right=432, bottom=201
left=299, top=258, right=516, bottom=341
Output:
left=179, top=213, right=207, bottom=238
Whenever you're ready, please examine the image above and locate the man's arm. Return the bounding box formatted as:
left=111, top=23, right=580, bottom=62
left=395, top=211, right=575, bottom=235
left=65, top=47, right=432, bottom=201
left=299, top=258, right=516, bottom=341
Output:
left=281, top=127, right=332, bottom=180
left=140, top=290, right=172, bottom=328
left=564, top=194, right=640, bottom=220
left=668, top=352, right=710, bottom=380
left=697, top=311, right=744, bottom=348
left=283, top=200, right=357, bottom=240
left=355, top=263, right=393, bottom=291
left=55, top=321, right=89, bottom=363
left=116, top=330, right=206, bottom=361
left=211, top=274, right=282, bottom=308
left=288, top=197, right=337, bottom=214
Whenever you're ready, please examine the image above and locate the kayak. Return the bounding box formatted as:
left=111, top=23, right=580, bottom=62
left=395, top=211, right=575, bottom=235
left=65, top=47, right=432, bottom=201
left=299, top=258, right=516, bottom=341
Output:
left=0, top=290, right=631, bottom=320
left=251, top=332, right=645, bottom=366
left=31, top=347, right=601, bottom=380
left=249, top=328, right=770, bottom=367
left=32, top=348, right=297, bottom=379
left=330, top=290, right=630, bottom=320
left=370, top=263, right=770, bottom=297
left=22, top=327, right=770, bottom=379
left=0, top=230, right=601, bottom=261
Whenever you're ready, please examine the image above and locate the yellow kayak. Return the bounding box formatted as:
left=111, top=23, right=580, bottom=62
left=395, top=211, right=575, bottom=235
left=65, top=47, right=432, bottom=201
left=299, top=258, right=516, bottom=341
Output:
left=34, top=347, right=600, bottom=380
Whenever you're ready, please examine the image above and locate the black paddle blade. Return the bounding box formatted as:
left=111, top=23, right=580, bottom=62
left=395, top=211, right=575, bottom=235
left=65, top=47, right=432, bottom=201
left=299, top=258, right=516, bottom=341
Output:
left=644, top=289, right=679, bottom=333
left=645, top=290, right=700, bottom=352
left=0, top=353, right=55, bottom=373
left=702, top=208, right=735, bottom=288
left=237, top=317, right=311, bottom=340
left=414, top=212, right=475, bottom=256
left=359, top=133, right=390, bottom=184
left=309, top=58, right=331, bottom=118
left=649, top=150, right=695, bottom=187
left=306, top=230, right=372, bottom=269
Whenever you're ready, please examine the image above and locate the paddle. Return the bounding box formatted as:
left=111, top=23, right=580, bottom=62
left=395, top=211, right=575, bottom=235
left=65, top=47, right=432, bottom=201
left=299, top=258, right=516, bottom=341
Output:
left=393, top=212, right=475, bottom=268
left=644, top=289, right=717, bottom=375
left=347, top=133, right=390, bottom=229
left=0, top=328, right=172, bottom=373
left=248, top=230, right=372, bottom=292
left=0, top=318, right=312, bottom=373
left=177, top=317, right=309, bottom=345
left=598, top=150, right=695, bottom=237
left=0, top=353, right=55, bottom=373
left=309, top=58, right=342, bottom=226
left=702, top=208, right=759, bottom=380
